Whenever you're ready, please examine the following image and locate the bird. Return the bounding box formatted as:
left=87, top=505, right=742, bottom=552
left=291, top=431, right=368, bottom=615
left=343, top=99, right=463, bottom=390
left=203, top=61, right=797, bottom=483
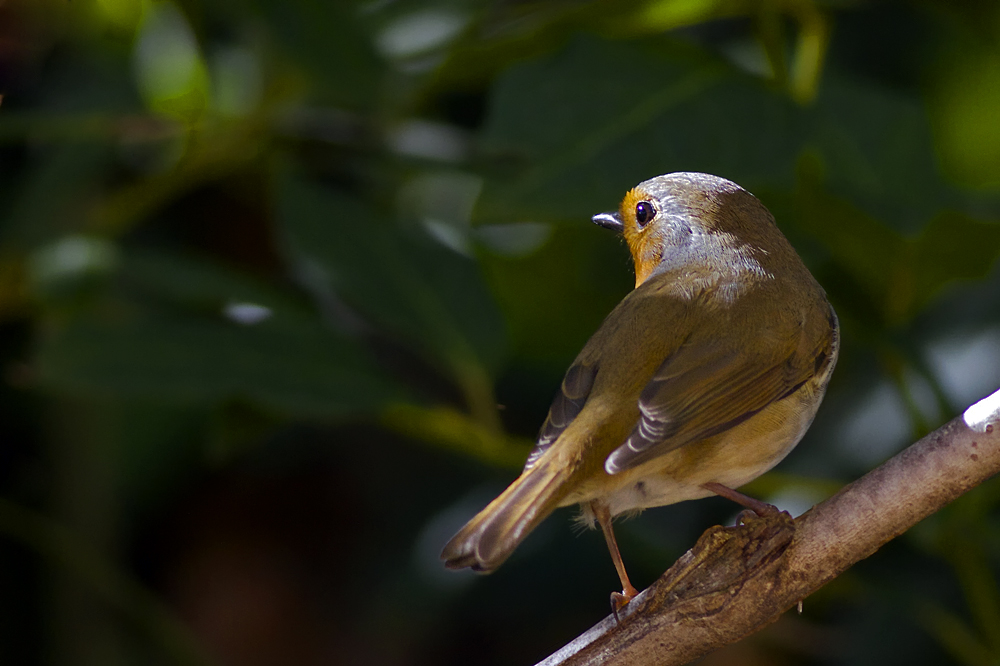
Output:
left=441, top=172, right=839, bottom=610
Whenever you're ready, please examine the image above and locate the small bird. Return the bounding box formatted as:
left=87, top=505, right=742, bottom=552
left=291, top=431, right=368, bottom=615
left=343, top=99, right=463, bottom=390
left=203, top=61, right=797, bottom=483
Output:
left=441, top=172, right=838, bottom=609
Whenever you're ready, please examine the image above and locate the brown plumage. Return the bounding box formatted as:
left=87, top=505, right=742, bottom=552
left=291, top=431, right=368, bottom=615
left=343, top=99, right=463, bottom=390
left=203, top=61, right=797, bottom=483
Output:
left=441, top=172, right=838, bottom=605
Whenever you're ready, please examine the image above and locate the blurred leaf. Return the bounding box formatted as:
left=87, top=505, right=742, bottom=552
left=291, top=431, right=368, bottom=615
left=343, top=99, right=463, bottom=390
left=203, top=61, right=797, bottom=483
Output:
left=473, top=35, right=802, bottom=224
left=912, top=212, right=1000, bottom=315
left=35, top=294, right=405, bottom=417
left=0, top=255, right=28, bottom=320
left=794, top=162, right=907, bottom=324
left=275, top=171, right=506, bottom=368
left=786, top=0, right=830, bottom=104
left=382, top=403, right=531, bottom=469
left=431, top=0, right=642, bottom=90
left=480, top=223, right=632, bottom=370
left=431, top=0, right=751, bottom=92
left=275, top=170, right=506, bottom=426
left=1, top=142, right=113, bottom=251
left=948, top=536, right=1000, bottom=654
left=250, top=0, right=383, bottom=108
left=806, top=78, right=963, bottom=234
left=109, top=401, right=208, bottom=516
left=472, top=34, right=996, bottom=233
left=634, top=0, right=746, bottom=31
left=740, top=470, right=844, bottom=501
left=795, top=160, right=1000, bottom=326
left=89, top=118, right=266, bottom=236
left=929, top=27, right=1000, bottom=191
left=917, top=601, right=995, bottom=666
left=118, top=247, right=307, bottom=318
left=133, top=2, right=211, bottom=122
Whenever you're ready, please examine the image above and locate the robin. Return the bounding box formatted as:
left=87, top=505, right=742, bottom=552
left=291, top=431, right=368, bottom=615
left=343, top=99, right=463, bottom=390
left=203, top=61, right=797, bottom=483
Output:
left=441, top=172, right=839, bottom=609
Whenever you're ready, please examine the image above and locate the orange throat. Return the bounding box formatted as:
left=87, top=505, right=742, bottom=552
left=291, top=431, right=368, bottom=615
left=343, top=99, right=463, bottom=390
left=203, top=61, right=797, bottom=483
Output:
left=619, top=188, right=661, bottom=288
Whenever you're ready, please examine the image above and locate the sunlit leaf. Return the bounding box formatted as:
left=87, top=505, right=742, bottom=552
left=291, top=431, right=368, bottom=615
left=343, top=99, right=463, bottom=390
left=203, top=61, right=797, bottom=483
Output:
left=929, top=36, right=1000, bottom=191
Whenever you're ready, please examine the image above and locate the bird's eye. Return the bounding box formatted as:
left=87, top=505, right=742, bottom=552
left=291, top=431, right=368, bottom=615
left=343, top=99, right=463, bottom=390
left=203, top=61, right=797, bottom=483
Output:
left=635, top=201, right=655, bottom=227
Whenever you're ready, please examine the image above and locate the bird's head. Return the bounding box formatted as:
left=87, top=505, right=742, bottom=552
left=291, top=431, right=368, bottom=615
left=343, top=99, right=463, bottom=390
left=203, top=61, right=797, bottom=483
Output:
left=593, top=172, right=785, bottom=289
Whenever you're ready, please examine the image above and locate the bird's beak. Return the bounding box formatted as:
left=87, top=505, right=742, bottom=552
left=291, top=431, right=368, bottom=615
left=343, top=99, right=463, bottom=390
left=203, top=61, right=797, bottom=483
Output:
left=592, top=212, right=623, bottom=233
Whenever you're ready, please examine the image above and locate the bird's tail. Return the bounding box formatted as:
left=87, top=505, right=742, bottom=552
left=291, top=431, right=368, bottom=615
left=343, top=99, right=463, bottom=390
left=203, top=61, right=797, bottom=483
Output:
left=441, top=460, right=572, bottom=572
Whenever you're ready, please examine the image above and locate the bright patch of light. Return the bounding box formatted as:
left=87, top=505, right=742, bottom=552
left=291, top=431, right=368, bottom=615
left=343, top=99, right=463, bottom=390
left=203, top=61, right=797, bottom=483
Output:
left=964, top=388, right=1000, bottom=433
left=476, top=223, right=553, bottom=258
left=926, top=328, right=1000, bottom=409
left=133, top=2, right=208, bottom=118
left=222, top=301, right=273, bottom=325
left=838, top=381, right=911, bottom=467
left=387, top=120, right=469, bottom=162
left=719, top=38, right=772, bottom=78
left=376, top=10, right=467, bottom=59
left=423, top=219, right=471, bottom=256
left=764, top=486, right=827, bottom=519
left=28, top=236, right=119, bottom=284
left=399, top=171, right=483, bottom=256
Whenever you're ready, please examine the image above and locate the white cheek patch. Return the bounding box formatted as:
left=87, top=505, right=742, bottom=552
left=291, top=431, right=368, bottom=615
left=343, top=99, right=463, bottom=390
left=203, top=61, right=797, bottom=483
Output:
left=964, top=387, right=1000, bottom=433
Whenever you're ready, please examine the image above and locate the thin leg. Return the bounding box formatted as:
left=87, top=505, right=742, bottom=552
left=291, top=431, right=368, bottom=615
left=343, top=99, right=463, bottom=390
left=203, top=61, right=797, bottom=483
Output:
left=702, top=481, right=778, bottom=517
left=591, top=501, right=638, bottom=619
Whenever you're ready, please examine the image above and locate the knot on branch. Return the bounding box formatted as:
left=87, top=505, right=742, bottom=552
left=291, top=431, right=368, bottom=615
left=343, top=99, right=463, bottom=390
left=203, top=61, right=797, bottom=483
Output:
left=633, top=511, right=796, bottom=621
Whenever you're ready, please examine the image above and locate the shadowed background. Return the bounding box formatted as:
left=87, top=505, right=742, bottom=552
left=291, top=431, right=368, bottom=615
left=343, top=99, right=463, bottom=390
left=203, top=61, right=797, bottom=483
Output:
left=2, top=0, right=1000, bottom=664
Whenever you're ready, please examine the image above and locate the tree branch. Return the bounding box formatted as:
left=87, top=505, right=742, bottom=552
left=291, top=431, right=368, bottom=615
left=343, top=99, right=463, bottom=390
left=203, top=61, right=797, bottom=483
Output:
left=537, top=387, right=1000, bottom=666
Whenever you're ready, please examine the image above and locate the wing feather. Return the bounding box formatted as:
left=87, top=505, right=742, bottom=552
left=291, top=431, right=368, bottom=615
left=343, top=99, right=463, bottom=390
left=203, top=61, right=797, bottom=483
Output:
left=605, top=315, right=832, bottom=475
left=524, top=362, right=597, bottom=469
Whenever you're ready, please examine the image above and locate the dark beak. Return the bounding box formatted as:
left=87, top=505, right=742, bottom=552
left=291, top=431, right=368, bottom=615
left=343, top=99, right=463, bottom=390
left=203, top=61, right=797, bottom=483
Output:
left=592, top=212, right=623, bottom=233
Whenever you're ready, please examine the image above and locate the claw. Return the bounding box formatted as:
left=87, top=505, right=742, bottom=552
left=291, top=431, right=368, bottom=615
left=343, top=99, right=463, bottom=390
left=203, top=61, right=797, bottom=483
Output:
left=610, top=587, right=638, bottom=623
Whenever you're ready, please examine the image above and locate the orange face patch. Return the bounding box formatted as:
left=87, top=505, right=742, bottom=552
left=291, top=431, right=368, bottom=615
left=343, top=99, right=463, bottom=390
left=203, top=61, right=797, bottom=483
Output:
left=618, top=188, right=661, bottom=287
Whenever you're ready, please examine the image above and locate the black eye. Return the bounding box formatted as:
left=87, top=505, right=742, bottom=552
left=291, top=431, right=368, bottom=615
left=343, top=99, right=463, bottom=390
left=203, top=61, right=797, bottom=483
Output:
left=635, top=201, right=655, bottom=227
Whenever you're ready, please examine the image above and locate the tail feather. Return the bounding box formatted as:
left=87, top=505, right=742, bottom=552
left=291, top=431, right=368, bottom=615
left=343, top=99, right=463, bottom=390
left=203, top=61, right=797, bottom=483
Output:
left=441, top=462, right=570, bottom=572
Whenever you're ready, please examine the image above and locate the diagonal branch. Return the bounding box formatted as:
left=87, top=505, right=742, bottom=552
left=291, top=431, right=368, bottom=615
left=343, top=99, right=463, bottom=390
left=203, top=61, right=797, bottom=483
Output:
left=537, top=387, right=1000, bottom=666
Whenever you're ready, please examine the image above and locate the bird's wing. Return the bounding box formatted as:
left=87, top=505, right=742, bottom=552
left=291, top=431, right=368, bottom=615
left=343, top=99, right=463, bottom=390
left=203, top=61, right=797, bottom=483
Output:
left=604, top=313, right=834, bottom=474
left=524, top=363, right=597, bottom=470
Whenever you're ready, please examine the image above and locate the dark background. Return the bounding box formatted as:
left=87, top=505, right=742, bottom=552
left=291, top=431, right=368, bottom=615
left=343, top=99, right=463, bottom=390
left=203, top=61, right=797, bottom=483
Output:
left=2, top=0, right=1000, bottom=664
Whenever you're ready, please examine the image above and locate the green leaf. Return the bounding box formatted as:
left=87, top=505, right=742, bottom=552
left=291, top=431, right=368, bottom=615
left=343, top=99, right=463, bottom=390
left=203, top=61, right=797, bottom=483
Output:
left=118, top=247, right=309, bottom=320
left=1, top=143, right=114, bottom=251
left=381, top=403, right=531, bottom=470
left=474, top=35, right=803, bottom=224
left=794, top=160, right=1000, bottom=326
left=38, top=307, right=401, bottom=416
left=929, top=34, right=1000, bottom=191
left=35, top=264, right=406, bottom=416
left=806, top=78, right=963, bottom=234
left=250, top=0, right=383, bottom=108
left=910, top=211, right=1000, bottom=315
left=480, top=223, right=632, bottom=371
left=274, top=170, right=507, bottom=427
left=473, top=34, right=1000, bottom=332
left=275, top=170, right=506, bottom=373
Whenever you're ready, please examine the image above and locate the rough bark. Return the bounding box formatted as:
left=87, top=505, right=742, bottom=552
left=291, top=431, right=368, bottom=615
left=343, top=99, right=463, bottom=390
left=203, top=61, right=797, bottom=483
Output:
left=537, top=387, right=1000, bottom=666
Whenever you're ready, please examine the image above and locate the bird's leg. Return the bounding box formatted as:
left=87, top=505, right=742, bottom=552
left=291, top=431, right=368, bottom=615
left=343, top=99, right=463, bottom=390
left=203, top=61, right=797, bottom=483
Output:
left=591, top=500, right=638, bottom=620
left=702, top=481, right=779, bottom=518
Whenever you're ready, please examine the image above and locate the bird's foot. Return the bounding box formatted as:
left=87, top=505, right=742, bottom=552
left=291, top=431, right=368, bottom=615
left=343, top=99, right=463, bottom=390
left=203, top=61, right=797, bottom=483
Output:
left=610, top=583, right=639, bottom=623
left=703, top=482, right=783, bottom=519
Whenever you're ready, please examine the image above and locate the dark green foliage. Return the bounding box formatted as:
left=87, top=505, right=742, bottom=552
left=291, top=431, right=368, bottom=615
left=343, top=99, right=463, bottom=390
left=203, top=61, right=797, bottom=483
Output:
left=2, top=0, right=1000, bottom=664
